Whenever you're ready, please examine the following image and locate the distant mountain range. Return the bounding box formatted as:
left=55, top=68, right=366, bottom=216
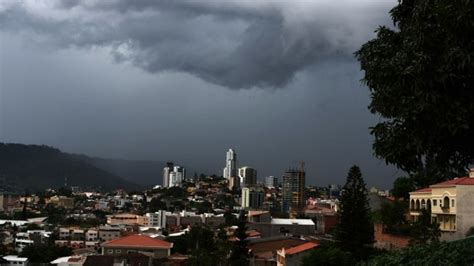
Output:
left=0, top=143, right=167, bottom=192
left=73, top=155, right=165, bottom=186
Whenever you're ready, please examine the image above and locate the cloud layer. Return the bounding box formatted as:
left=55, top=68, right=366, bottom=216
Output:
left=0, top=0, right=393, bottom=89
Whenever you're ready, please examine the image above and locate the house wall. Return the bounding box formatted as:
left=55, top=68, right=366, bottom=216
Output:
left=442, top=185, right=474, bottom=241
left=103, top=247, right=169, bottom=259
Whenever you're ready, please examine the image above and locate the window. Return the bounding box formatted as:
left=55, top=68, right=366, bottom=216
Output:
left=433, top=200, right=437, bottom=206
left=452, top=199, right=455, bottom=207
left=115, top=249, right=122, bottom=253
left=107, top=249, right=113, bottom=254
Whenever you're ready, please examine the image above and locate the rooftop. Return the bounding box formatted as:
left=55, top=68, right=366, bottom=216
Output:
left=102, top=234, right=172, bottom=249
left=271, top=218, right=315, bottom=226
left=284, top=242, right=318, bottom=255
left=431, top=177, right=474, bottom=187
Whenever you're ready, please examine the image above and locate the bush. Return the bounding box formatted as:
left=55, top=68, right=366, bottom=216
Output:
left=361, top=237, right=474, bottom=265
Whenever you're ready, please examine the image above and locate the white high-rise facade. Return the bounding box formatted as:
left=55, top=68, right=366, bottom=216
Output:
left=169, top=166, right=185, bottom=187
left=163, top=163, right=185, bottom=188
left=223, top=149, right=237, bottom=180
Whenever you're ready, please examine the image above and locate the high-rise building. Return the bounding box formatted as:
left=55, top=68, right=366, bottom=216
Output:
left=162, top=163, right=185, bottom=188
left=223, top=149, right=237, bottom=180
left=162, top=162, right=174, bottom=187
left=241, top=187, right=264, bottom=210
left=169, top=166, right=185, bottom=187
left=281, top=166, right=306, bottom=213
left=239, top=166, right=257, bottom=186
left=265, top=176, right=278, bottom=188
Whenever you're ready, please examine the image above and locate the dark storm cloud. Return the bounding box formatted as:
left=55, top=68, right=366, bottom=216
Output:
left=0, top=0, right=392, bottom=89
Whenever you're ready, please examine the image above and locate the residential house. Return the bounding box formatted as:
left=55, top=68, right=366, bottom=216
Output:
left=102, top=234, right=172, bottom=259
left=409, top=169, right=474, bottom=241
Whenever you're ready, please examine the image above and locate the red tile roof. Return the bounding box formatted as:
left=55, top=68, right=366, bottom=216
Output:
left=431, top=177, right=474, bottom=187
left=284, top=242, right=318, bottom=255
left=102, top=234, right=172, bottom=249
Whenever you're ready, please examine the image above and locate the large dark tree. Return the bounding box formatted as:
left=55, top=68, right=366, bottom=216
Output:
left=410, top=209, right=440, bottom=244
left=356, top=0, right=474, bottom=187
left=229, top=211, right=249, bottom=266
left=335, top=166, right=374, bottom=259
left=391, top=177, right=416, bottom=200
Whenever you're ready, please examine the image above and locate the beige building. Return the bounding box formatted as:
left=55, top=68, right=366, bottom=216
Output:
left=409, top=170, right=474, bottom=241
left=106, top=213, right=148, bottom=226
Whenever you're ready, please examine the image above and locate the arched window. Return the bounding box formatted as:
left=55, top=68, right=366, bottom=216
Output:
left=421, top=199, right=426, bottom=209
left=416, top=199, right=420, bottom=210
left=443, top=196, right=450, bottom=209
left=427, top=199, right=431, bottom=210
left=411, top=199, right=415, bottom=210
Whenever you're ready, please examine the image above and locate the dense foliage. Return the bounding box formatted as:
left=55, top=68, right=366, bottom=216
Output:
left=335, top=166, right=374, bottom=259
left=302, top=245, right=355, bottom=266
left=379, top=201, right=410, bottom=235
left=356, top=0, right=474, bottom=187
left=166, top=226, right=231, bottom=266
left=410, top=208, right=440, bottom=244
left=391, top=177, right=416, bottom=200
left=362, top=236, right=474, bottom=265
left=20, top=244, right=72, bottom=263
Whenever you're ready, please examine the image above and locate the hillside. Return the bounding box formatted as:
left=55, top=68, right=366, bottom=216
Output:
left=0, top=143, right=141, bottom=192
left=74, top=156, right=165, bottom=186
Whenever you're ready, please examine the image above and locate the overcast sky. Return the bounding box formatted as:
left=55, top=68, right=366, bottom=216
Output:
left=0, top=0, right=402, bottom=188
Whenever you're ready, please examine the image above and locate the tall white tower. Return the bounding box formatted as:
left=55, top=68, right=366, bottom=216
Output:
left=223, top=149, right=237, bottom=179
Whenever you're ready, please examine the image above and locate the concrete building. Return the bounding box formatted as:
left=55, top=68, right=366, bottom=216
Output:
left=145, top=211, right=168, bottom=228
left=409, top=168, right=474, bottom=241
left=241, top=187, right=264, bottom=210
left=106, top=213, right=148, bottom=226
left=239, top=166, right=257, bottom=186
left=265, top=176, right=278, bottom=188
left=2, top=256, right=28, bottom=266
left=162, top=162, right=174, bottom=187
left=223, top=149, right=237, bottom=180
left=99, top=226, right=122, bottom=242
left=102, top=234, right=172, bottom=259
left=282, top=167, right=306, bottom=213
left=169, top=166, right=185, bottom=187
left=247, top=218, right=315, bottom=238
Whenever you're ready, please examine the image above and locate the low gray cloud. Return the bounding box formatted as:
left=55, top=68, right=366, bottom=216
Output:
left=0, top=0, right=393, bottom=89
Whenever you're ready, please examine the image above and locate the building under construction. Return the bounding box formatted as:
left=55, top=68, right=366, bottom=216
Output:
left=281, top=163, right=306, bottom=214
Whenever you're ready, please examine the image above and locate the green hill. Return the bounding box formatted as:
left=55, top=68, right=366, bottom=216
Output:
left=0, top=143, right=141, bottom=192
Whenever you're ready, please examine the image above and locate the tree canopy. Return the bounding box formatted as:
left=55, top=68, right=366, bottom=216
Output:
left=335, top=166, right=374, bottom=259
left=356, top=0, right=474, bottom=187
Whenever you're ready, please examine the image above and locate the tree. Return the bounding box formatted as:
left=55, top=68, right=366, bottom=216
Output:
left=302, top=245, right=355, bottom=266
left=229, top=211, right=249, bottom=266
left=391, top=177, right=415, bottom=200
left=183, top=226, right=230, bottom=266
left=335, top=166, right=374, bottom=259
left=356, top=0, right=474, bottom=187
left=20, top=244, right=72, bottom=263
left=410, top=208, right=440, bottom=244
left=380, top=201, right=410, bottom=235
left=148, top=197, right=167, bottom=212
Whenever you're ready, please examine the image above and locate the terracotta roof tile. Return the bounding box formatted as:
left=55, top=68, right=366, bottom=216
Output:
left=431, top=177, right=474, bottom=187
left=102, top=234, right=172, bottom=249
left=284, top=242, right=318, bottom=255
